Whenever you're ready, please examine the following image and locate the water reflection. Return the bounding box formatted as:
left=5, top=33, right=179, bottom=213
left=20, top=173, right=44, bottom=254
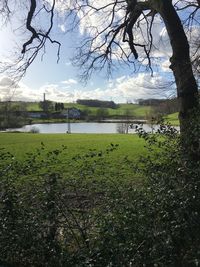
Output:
left=7, top=122, right=178, bottom=134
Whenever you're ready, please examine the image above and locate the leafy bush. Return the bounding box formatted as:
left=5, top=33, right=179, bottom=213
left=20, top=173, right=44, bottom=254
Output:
left=0, top=143, right=124, bottom=267
left=132, top=119, right=200, bottom=266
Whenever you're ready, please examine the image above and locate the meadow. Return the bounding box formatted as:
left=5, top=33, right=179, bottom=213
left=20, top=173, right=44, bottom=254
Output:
left=0, top=133, right=144, bottom=155
left=0, top=133, right=146, bottom=178
left=64, top=103, right=152, bottom=118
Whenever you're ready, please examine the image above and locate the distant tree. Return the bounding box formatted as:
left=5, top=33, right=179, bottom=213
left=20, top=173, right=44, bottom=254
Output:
left=80, top=108, right=92, bottom=121
left=124, top=109, right=132, bottom=119
left=138, top=99, right=166, bottom=106
left=0, top=101, right=11, bottom=129
left=0, top=101, right=28, bottom=129
left=138, top=98, right=179, bottom=115
left=55, top=102, right=58, bottom=111
left=96, top=108, right=109, bottom=121
left=154, top=98, right=179, bottom=116
left=116, top=123, right=129, bottom=134
left=39, top=100, right=54, bottom=114
left=77, top=99, right=118, bottom=109
left=55, top=102, right=65, bottom=111
left=60, top=103, right=64, bottom=110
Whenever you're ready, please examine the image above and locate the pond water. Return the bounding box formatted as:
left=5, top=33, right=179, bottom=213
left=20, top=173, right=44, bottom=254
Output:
left=7, top=122, right=163, bottom=134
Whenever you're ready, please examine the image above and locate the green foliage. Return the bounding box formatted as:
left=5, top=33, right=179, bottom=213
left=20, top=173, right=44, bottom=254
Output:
left=95, top=108, right=109, bottom=120
left=0, top=143, right=130, bottom=267
left=86, top=120, right=200, bottom=266
left=133, top=119, right=200, bottom=266
left=180, top=106, right=200, bottom=161
left=0, top=102, right=28, bottom=129
left=39, top=100, right=54, bottom=114
left=76, top=99, right=118, bottom=109
left=55, top=102, right=64, bottom=111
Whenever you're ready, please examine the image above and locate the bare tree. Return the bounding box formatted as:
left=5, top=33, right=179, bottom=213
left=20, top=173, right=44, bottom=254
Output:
left=0, top=0, right=61, bottom=81
left=0, top=0, right=200, bottom=154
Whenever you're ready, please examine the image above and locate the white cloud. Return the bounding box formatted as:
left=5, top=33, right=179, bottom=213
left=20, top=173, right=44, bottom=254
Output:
left=111, top=73, right=173, bottom=100
left=58, top=24, right=66, bottom=32
left=116, top=76, right=126, bottom=83
left=0, top=72, right=174, bottom=104
left=0, top=78, right=42, bottom=102
left=61, top=79, right=78, bottom=85
left=0, top=78, right=74, bottom=102
left=0, top=76, right=19, bottom=88
left=65, top=61, right=71, bottom=66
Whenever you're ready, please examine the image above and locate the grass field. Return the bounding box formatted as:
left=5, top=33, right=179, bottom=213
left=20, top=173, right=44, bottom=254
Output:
left=0, top=133, right=147, bottom=182
left=64, top=103, right=152, bottom=118
left=0, top=133, right=145, bottom=160
left=116, top=104, right=152, bottom=117
left=26, top=102, right=42, bottom=111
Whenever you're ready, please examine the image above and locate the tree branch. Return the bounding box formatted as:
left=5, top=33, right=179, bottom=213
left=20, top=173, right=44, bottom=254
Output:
left=21, top=0, right=39, bottom=54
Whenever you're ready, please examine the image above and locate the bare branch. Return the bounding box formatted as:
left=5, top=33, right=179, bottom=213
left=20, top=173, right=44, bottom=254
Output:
left=0, top=0, right=199, bottom=93
left=21, top=0, right=39, bottom=54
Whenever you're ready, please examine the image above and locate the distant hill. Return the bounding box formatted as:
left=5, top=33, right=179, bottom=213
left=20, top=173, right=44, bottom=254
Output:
left=64, top=102, right=152, bottom=119
left=23, top=101, right=152, bottom=119
left=2, top=100, right=178, bottom=123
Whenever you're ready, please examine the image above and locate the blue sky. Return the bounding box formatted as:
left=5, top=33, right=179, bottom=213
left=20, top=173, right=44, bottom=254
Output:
left=1, top=0, right=198, bottom=103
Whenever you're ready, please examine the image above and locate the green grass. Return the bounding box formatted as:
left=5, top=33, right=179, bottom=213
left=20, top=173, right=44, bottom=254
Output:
left=165, top=112, right=179, bottom=125
left=64, top=103, right=151, bottom=118
left=116, top=104, right=152, bottom=117
left=26, top=102, right=42, bottom=111
left=0, top=133, right=147, bottom=182
left=0, top=133, right=145, bottom=162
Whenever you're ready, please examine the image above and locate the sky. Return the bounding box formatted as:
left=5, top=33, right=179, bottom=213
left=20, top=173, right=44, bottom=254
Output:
left=0, top=0, right=198, bottom=103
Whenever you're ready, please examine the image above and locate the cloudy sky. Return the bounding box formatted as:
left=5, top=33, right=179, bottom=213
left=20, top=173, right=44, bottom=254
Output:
left=0, top=0, right=197, bottom=103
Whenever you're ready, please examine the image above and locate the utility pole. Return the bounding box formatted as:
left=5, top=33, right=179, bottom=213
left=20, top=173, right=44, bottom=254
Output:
left=67, top=108, right=71, bottom=134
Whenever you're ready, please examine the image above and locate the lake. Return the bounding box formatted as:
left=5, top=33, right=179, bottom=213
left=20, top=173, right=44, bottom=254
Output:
left=7, top=122, right=162, bottom=134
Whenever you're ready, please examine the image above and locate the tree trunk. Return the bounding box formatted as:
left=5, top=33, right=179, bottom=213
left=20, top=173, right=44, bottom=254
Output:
left=153, top=0, right=199, bottom=159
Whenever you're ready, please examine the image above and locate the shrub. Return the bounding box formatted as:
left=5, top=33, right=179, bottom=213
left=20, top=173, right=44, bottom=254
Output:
left=133, top=119, right=200, bottom=266
left=29, top=126, right=40, bottom=133
left=0, top=144, right=123, bottom=267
